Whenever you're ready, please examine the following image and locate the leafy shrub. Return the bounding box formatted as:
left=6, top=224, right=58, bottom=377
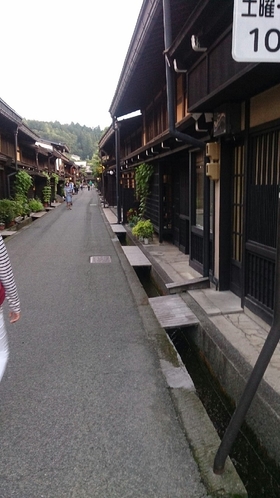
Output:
left=132, top=219, right=153, bottom=239
left=0, top=199, right=17, bottom=224
left=14, top=195, right=31, bottom=217
left=28, top=198, right=44, bottom=212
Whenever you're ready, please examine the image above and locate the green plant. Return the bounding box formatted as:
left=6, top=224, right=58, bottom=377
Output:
left=42, top=186, right=52, bottom=204
left=28, top=198, right=44, bottom=212
left=42, top=172, right=51, bottom=183
left=13, top=171, right=33, bottom=217
left=50, top=173, right=59, bottom=185
left=13, top=197, right=24, bottom=217
left=135, top=163, right=153, bottom=219
left=127, top=208, right=139, bottom=226
left=14, top=194, right=31, bottom=217
left=14, top=170, right=33, bottom=198
left=132, top=219, right=153, bottom=239
left=0, top=199, right=17, bottom=225
left=50, top=173, right=59, bottom=200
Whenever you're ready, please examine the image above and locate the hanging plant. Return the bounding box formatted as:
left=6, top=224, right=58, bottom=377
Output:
left=42, top=186, right=52, bottom=204
left=42, top=172, right=51, bottom=185
left=14, top=170, right=33, bottom=217
left=50, top=173, right=59, bottom=185
left=14, top=170, right=33, bottom=197
left=135, top=163, right=153, bottom=219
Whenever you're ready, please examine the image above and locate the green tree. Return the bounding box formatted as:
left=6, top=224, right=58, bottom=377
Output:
left=90, top=153, right=103, bottom=181
left=24, top=120, right=104, bottom=161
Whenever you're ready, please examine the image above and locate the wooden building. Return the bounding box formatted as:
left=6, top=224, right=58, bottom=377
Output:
left=99, top=0, right=280, bottom=326
left=0, top=98, right=72, bottom=202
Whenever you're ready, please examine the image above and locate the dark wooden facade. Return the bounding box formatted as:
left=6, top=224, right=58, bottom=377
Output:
left=99, top=0, right=280, bottom=325
left=0, top=99, right=75, bottom=203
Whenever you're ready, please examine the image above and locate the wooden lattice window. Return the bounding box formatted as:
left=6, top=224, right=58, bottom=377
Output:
left=232, top=144, right=244, bottom=263
left=248, top=129, right=280, bottom=248
left=252, top=130, right=280, bottom=186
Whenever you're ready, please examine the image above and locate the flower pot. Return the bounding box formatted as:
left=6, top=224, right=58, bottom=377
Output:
left=144, top=238, right=149, bottom=244
left=0, top=223, right=5, bottom=230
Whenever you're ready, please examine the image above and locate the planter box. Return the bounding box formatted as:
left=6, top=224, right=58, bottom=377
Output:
left=16, top=217, right=32, bottom=230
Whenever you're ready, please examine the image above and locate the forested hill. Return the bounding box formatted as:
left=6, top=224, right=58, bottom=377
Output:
left=24, top=120, right=105, bottom=161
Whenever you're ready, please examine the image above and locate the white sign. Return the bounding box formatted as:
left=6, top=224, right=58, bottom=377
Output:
left=232, top=0, right=280, bottom=62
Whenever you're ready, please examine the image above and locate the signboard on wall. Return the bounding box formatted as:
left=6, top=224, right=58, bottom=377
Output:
left=232, top=0, right=280, bottom=62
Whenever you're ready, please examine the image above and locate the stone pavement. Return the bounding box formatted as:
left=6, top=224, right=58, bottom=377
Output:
left=104, top=206, right=280, bottom=469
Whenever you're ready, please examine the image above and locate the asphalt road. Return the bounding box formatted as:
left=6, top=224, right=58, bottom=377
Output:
left=0, top=189, right=209, bottom=497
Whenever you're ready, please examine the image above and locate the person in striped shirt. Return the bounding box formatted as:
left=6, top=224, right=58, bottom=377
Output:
left=0, top=235, right=20, bottom=382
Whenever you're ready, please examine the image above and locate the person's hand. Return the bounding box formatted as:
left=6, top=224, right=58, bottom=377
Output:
left=9, top=311, right=20, bottom=323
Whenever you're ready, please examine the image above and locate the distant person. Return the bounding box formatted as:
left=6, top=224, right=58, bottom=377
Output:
left=80, top=184, right=83, bottom=193
left=64, top=182, right=73, bottom=210
left=0, top=235, right=20, bottom=382
left=87, top=184, right=90, bottom=191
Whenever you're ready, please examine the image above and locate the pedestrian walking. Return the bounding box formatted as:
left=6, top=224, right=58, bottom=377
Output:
left=64, top=182, right=73, bottom=210
left=0, top=235, right=20, bottom=382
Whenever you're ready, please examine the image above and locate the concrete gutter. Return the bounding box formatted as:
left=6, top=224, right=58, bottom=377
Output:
left=124, top=222, right=280, bottom=478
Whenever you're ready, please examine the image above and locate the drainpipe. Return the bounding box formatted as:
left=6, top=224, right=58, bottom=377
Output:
left=162, top=0, right=205, bottom=150
left=7, top=172, right=16, bottom=198
left=203, top=157, right=210, bottom=277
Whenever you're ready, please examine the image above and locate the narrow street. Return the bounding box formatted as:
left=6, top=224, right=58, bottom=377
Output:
left=0, top=189, right=209, bottom=498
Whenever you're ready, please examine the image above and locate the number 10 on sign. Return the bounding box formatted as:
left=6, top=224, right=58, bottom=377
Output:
left=232, top=0, right=280, bottom=62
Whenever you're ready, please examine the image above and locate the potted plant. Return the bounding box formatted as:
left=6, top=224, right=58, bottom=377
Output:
left=0, top=199, right=16, bottom=227
left=127, top=208, right=139, bottom=227
left=0, top=220, right=5, bottom=230
left=132, top=219, right=153, bottom=243
left=142, top=219, right=154, bottom=243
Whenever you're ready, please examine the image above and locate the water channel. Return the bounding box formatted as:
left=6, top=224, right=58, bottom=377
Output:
left=134, top=264, right=280, bottom=498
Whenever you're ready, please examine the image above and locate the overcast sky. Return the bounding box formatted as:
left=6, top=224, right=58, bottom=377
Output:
left=1, top=0, right=143, bottom=130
